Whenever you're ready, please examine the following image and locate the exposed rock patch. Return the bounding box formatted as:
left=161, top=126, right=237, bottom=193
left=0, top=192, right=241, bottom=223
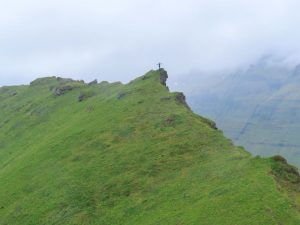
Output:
left=160, top=114, right=182, bottom=128
left=201, top=117, right=217, bottom=130
left=272, top=155, right=288, bottom=164
left=175, top=92, right=191, bottom=110
left=78, top=93, right=85, bottom=102
left=117, top=92, right=127, bottom=100
left=53, top=86, right=73, bottom=96
left=78, top=91, right=96, bottom=102
left=159, top=69, right=168, bottom=86
left=164, top=116, right=176, bottom=126
left=271, top=155, right=300, bottom=185
left=88, top=79, right=98, bottom=86
left=10, top=91, right=17, bottom=97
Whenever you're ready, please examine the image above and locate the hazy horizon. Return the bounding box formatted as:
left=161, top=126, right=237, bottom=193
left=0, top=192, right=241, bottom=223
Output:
left=2, top=0, right=300, bottom=86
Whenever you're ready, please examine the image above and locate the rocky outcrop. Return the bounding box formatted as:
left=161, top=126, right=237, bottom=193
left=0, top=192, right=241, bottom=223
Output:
left=78, top=91, right=96, bottom=102
left=175, top=92, right=191, bottom=110
left=272, top=155, right=288, bottom=164
left=159, top=69, right=168, bottom=86
left=53, top=86, right=73, bottom=96
left=117, top=92, right=127, bottom=100
left=201, top=117, right=217, bottom=130
left=138, top=69, right=168, bottom=85
left=88, top=79, right=98, bottom=86
left=271, top=155, right=300, bottom=185
left=78, top=93, right=86, bottom=102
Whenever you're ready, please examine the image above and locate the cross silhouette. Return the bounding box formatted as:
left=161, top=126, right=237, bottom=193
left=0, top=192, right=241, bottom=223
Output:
left=157, top=62, right=162, bottom=70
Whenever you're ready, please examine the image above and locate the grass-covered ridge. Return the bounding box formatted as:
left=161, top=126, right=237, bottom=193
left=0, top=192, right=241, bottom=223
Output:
left=1, top=69, right=300, bottom=224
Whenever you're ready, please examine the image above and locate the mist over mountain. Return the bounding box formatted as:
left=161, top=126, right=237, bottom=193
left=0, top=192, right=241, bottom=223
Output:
left=4, top=0, right=300, bottom=86
left=186, top=57, right=300, bottom=167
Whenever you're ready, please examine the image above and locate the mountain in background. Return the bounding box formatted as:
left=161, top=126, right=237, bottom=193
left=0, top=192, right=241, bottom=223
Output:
left=1, top=70, right=300, bottom=224
left=188, top=59, right=300, bottom=167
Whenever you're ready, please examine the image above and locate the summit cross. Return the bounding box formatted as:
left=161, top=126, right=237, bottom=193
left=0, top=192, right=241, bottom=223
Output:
left=157, top=62, right=162, bottom=70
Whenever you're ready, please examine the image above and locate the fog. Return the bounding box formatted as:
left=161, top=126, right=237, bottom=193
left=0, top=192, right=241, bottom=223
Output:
left=1, top=0, right=300, bottom=86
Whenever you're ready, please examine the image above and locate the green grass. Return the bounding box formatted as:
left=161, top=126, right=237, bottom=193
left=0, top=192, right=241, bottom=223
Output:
left=1, top=70, right=300, bottom=224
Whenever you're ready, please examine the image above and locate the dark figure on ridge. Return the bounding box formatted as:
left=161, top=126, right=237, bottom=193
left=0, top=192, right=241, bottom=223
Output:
left=157, top=62, right=162, bottom=70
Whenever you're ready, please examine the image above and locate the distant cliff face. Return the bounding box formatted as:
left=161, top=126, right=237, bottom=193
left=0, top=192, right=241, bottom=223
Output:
left=1, top=70, right=300, bottom=224
left=189, top=63, right=300, bottom=167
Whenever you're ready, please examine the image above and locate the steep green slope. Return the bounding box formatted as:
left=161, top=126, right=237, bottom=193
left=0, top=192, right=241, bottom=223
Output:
left=189, top=63, right=300, bottom=167
left=1, top=70, right=300, bottom=224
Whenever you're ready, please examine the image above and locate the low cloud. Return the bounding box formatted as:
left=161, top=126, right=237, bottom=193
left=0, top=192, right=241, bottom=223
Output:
left=1, top=0, right=300, bottom=85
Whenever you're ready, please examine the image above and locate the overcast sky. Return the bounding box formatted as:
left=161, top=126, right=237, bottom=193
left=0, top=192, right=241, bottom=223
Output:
left=2, top=0, right=300, bottom=86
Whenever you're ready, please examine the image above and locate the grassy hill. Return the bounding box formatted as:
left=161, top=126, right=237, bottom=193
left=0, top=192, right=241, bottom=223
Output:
left=1, top=69, right=300, bottom=224
left=189, top=62, right=300, bottom=167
